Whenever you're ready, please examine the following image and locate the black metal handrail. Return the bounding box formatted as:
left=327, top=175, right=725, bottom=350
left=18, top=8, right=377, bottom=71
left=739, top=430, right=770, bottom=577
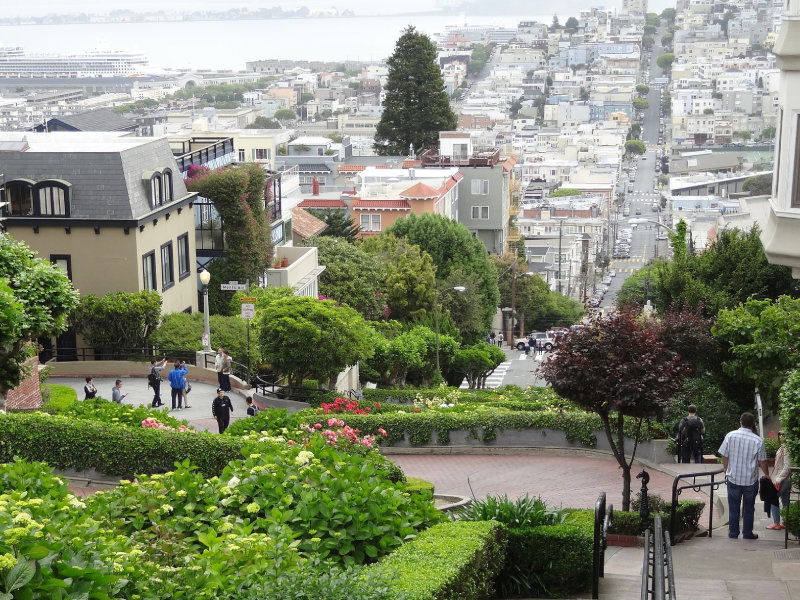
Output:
left=669, top=468, right=724, bottom=546
left=592, top=491, right=613, bottom=599
left=41, top=347, right=198, bottom=364
left=641, top=516, right=677, bottom=600
left=200, top=352, right=251, bottom=386
left=253, top=375, right=323, bottom=403
left=784, top=467, right=800, bottom=549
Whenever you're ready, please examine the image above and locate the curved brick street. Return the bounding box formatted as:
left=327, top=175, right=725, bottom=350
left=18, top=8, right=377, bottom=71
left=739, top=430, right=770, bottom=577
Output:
left=390, top=454, right=711, bottom=513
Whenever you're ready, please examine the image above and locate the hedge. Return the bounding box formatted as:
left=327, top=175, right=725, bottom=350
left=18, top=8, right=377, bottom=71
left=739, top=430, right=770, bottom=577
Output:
left=373, top=521, right=506, bottom=600
left=565, top=500, right=706, bottom=537
left=500, top=523, right=593, bottom=598
left=404, top=476, right=436, bottom=495
left=0, top=412, right=245, bottom=478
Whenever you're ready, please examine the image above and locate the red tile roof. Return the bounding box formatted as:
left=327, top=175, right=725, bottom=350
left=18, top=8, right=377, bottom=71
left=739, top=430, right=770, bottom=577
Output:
left=292, top=208, right=328, bottom=239
left=339, top=165, right=367, bottom=172
left=400, top=182, right=441, bottom=199
left=352, top=200, right=411, bottom=210
left=297, top=199, right=348, bottom=208
left=402, top=159, right=422, bottom=168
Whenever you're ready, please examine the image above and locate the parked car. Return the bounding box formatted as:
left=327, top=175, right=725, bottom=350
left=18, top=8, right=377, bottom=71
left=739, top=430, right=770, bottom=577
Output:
left=602, top=276, right=612, bottom=285
left=609, top=269, right=617, bottom=277
left=515, top=332, right=557, bottom=351
left=635, top=208, right=642, bottom=215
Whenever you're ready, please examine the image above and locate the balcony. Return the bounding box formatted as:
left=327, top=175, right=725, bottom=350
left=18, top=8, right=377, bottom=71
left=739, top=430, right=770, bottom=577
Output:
left=421, top=147, right=501, bottom=168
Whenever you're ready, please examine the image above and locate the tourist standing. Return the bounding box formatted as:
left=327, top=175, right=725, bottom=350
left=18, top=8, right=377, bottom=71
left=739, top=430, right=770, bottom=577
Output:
left=84, top=377, right=97, bottom=400
left=219, top=349, right=233, bottom=392
left=490, top=332, right=496, bottom=346
left=246, top=396, right=258, bottom=417
left=678, top=405, right=705, bottom=464
left=767, top=432, right=792, bottom=530
left=111, top=380, right=127, bottom=404
left=148, top=358, right=167, bottom=408
left=719, top=412, right=770, bottom=539
left=214, top=348, right=225, bottom=388
left=168, top=361, right=188, bottom=410
left=498, top=332, right=504, bottom=347
left=212, top=388, right=234, bottom=433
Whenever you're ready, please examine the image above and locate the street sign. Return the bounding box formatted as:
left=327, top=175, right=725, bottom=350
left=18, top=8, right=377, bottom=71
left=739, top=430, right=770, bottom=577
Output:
left=239, top=297, right=257, bottom=303
left=241, top=303, right=255, bottom=320
left=221, top=283, right=247, bottom=291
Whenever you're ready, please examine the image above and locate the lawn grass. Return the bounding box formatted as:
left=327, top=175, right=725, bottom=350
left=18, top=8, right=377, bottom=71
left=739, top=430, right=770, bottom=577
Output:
left=43, top=384, right=78, bottom=413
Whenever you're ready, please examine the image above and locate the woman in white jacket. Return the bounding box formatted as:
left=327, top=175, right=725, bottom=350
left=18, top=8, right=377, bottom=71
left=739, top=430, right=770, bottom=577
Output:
left=767, top=431, right=792, bottom=530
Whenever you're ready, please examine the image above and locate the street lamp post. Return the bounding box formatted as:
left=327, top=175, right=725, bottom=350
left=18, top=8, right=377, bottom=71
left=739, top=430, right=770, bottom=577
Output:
left=435, top=285, right=466, bottom=375
left=199, top=269, right=212, bottom=351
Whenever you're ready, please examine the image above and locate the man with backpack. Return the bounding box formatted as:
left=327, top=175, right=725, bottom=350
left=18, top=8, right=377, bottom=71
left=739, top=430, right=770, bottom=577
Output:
left=148, top=357, right=168, bottom=408
left=678, top=404, right=705, bottom=464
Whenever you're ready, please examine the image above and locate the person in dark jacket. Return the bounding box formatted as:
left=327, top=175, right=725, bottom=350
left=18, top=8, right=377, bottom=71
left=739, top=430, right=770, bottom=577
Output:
left=212, top=388, right=234, bottom=433
left=84, top=377, right=97, bottom=400
left=246, top=396, right=258, bottom=417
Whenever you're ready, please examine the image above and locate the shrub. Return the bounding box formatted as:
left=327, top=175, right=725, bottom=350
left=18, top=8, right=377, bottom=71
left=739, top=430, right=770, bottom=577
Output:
left=501, top=523, right=593, bottom=598
left=41, top=384, right=76, bottom=413
left=455, top=494, right=566, bottom=529
left=0, top=412, right=244, bottom=477
left=57, top=397, right=192, bottom=430
left=566, top=500, right=706, bottom=537
left=371, top=521, right=506, bottom=600
left=149, top=312, right=249, bottom=363
left=404, top=477, right=435, bottom=496
left=665, top=378, right=741, bottom=455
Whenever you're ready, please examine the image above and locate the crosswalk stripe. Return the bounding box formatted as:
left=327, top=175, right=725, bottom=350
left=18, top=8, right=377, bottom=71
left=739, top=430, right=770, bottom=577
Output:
left=459, top=361, right=511, bottom=389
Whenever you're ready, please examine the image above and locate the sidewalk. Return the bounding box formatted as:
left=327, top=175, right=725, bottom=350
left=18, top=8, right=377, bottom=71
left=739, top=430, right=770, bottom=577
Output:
left=53, top=375, right=251, bottom=432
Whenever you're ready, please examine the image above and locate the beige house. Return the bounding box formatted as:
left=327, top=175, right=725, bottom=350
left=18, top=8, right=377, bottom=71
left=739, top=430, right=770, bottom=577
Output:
left=0, top=132, right=199, bottom=353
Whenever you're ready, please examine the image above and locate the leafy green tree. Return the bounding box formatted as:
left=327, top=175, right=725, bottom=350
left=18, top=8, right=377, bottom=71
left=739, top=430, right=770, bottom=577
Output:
left=738, top=131, right=751, bottom=140
left=656, top=53, right=675, bottom=72
left=149, top=312, right=249, bottom=363
left=0, top=236, right=79, bottom=412
left=185, top=163, right=273, bottom=284
left=617, top=260, right=665, bottom=310
left=307, top=208, right=361, bottom=242
left=661, top=33, right=673, bottom=47
left=438, top=269, right=487, bottom=345
left=309, top=236, right=385, bottom=320
left=665, top=378, right=741, bottom=455
left=300, top=92, right=314, bottom=104
left=230, top=286, right=294, bottom=316
left=713, top=297, right=800, bottom=409
left=70, top=291, right=161, bottom=356
left=365, top=326, right=458, bottom=388
left=385, top=213, right=499, bottom=333
left=529, top=289, right=585, bottom=331
left=632, top=98, right=649, bottom=112
left=257, top=296, right=372, bottom=389
left=742, top=173, right=773, bottom=195
left=643, top=36, right=655, bottom=49
left=762, top=126, right=776, bottom=140
left=245, top=116, right=281, bottom=129
left=564, top=17, right=579, bottom=29
left=703, top=108, right=714, bottom=115
left=550, top=15, right=561, bottom=31
left=540, top=309, right=690, bottom=511
left=625, top=140, right=647, bottom=156
left=660, top=8, right=677, bottom=23
left=644, top=25, right=656, bottom=36
left=630, top=123, right=642, bottom=139
left=656, top=222, right=798, bottom=314
left=274, top=109, right=297, bottom=122
left=361, top=236, right=436, bottom=322
left=636, top=84, right=650, bottom=96
left=468, top=43, right=493, bottom=75
left=451, top=343, right=506, bottom=389
left=374, top=26, right=457, bottom=155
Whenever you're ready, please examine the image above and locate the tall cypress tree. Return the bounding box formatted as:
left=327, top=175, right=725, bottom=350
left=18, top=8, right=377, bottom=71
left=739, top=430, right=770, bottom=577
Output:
left=374, top=26, right=457, bottom=156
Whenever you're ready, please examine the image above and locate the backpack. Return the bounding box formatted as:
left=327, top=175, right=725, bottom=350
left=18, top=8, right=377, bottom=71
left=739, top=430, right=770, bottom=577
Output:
left=148, top=368, right=159, bottom=388
left=681, top=417, right=703, bottom=454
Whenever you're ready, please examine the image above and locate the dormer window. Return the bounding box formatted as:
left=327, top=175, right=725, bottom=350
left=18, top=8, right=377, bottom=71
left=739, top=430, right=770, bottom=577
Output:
left=7, top=180, right=33, bottom=215
left=143, top=168, right=174, bottom=209
left=37, top=184, right=67, bottom=215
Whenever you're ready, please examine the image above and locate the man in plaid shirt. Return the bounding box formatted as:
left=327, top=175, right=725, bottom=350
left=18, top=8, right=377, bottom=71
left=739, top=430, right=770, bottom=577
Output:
left=719, top=413, right=770, bottom=539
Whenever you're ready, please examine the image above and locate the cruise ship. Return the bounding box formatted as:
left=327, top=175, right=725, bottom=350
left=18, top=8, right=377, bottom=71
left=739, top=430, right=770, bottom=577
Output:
left=0, top=47, right=149, bottom=78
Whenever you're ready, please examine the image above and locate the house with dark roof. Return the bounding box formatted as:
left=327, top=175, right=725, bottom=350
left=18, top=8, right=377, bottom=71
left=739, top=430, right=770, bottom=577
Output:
left=33, top=108, right=138, bottom=134
left=0, top=131, right=199, bottom=355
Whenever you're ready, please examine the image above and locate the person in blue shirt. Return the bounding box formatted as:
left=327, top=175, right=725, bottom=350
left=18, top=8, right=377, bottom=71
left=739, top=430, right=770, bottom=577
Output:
left=167, top=361, right=188, bottom=410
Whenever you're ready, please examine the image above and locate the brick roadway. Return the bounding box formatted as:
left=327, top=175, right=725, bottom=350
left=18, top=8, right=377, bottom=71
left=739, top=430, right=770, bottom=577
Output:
left=390, top=454, right=712, bottom=515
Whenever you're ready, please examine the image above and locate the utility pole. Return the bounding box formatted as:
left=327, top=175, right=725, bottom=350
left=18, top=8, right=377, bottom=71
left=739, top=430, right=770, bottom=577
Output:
left=557, top=220, right=564, bottom=294
left=510, top=258, right=517, bottom=344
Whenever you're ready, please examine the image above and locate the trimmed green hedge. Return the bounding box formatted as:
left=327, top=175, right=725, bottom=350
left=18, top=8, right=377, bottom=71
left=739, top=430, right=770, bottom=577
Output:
left=404, top=476, right=436, bottom=495
left=41, top=384, right=77, bottom=412
left=501, top=523, right=593, bottom=598
left=373, top=521, right=506, bottom=600
left=566, top=500, right=706, bottom=537
left=0, top=412, right=244, bottom=477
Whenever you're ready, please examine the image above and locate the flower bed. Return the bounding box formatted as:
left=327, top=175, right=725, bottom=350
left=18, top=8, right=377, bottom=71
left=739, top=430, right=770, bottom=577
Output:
left=52, top=397, right=193, bottom=430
